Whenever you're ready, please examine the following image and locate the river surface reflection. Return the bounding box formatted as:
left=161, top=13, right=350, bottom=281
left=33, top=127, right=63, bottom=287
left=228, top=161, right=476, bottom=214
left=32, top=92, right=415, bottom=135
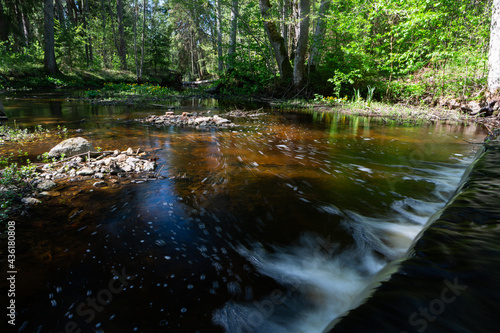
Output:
left=0, top=94, right=487, bottom=332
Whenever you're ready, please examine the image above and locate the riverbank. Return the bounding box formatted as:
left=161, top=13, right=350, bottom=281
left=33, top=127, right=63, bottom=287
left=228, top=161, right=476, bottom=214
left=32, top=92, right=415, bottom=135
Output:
left=0, top=67, right=181, bottom=91
left=2, top=66, right=498, bottom=130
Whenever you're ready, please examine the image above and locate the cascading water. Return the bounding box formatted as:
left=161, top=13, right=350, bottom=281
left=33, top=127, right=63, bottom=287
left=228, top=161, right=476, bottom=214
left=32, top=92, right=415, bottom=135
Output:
left=213, top=155, right=474, bottom=333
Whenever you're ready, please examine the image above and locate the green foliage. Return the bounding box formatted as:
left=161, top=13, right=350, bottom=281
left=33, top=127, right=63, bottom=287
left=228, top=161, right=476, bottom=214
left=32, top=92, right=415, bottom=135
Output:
left=328, top=70, right=361, bottom=99
left=312, top=94, right=348, bottom=106
left=366, top=86, right=376, bottom=107
left=0, top=159, right=37, bottom=223
left=0, top=0, right=494, bottom=105
left=318, top=0, right=491, bottom=103
left=0, top=124, right=52, bottom=143
left=85, top=82, right=177, bottom=99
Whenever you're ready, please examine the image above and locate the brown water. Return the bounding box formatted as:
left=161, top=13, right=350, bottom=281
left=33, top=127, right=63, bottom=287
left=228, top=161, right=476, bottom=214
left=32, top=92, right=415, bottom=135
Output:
left=0, top=93, right=488, bottom=333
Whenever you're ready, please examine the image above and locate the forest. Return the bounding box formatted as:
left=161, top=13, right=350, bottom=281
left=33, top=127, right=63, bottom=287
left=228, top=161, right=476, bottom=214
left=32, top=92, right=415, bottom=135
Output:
left=0, top=0, right=498, bottom=103
left=2, top=2, right=500, bottom=333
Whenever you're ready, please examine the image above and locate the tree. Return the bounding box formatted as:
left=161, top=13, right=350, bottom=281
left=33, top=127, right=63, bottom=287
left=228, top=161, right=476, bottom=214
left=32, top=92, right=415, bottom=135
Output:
left=83, top=0, right=93, bottom=65
left=308, top=0, right=331, bottom=73
left=293, top=0, right=310, bottom=87
left=44, top=0, right=59, bottom=74
left=228, top=0, right=238, bottom=71
left=117, top=0, right=127, bottom=70
left=216, top=0, right=224, bottom=72
left=139, top=0, right=146, bottom=81
left=489, top=0, right=500, bottom=94
left=259, top=0, right=293, bottom=82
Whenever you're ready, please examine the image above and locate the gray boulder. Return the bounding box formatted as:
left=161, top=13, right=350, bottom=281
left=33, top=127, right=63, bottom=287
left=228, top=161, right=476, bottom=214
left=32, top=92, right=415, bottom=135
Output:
left=48, top=137, right=94, bottom=158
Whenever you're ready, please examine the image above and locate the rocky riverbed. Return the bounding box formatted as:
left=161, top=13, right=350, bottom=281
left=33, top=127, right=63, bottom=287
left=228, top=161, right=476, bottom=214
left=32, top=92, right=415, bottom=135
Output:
left=11, top=137, right=158, bottom=206
left=135, top=111, right=236, bottom=128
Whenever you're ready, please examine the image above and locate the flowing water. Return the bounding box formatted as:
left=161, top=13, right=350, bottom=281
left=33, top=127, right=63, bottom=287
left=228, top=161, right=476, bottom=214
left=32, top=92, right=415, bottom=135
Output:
left=0, top=92, right=488, bottom=333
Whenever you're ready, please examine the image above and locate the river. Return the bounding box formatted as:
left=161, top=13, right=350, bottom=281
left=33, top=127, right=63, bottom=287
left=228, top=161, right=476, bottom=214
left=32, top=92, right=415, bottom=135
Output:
left=0, top=92, right=488, bottom=332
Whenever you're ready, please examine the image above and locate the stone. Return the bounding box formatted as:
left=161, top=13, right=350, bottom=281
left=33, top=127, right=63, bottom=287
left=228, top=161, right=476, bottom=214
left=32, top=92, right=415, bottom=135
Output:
left=126, top=147, right=134, bottom=155
left=121, top=164, right=133, bottom=172
left=76, top=167, right=95, bottom=176
left=22, top=197, right=41, bottom=205
left=117, top=154, right=127, bottom=162
left=143, top=161, right=156, bottom=172
left=93, top=181, right=106, bottom=187
left=109, top=161, right=121, bottom=174
left=37, top=180, right=57, bottom=191
left=48, top=137, right=94, bottom=158
left=94, top=172, right=105, bottom=179
left=467, top=101, right=481, bottom=114
left=194, top=116, right=212, bottom=124
left=213, top=115, right=230, bottom=124
left=126, top=157, right=140, bottom=167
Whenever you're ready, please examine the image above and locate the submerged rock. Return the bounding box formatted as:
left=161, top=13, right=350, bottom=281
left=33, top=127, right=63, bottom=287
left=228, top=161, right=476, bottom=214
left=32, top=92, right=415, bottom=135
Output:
left=93, top=181, right=106, bottom=187
left=48, top=137, right=95, bottom=158
left=39, top=191, right=61, bottom=197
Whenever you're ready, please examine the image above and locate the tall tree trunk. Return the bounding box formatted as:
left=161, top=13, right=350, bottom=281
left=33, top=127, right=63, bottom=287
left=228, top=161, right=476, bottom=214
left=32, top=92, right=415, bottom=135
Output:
left=107, top=0, right=120, bottom=62
left=259, top=0, right=293, bottom=82
left=66, top=0, right=76, bottom=25
left=83, top=0, right=93, bottom=65
left=19, top=5, right=30, bottom=48
left=117, top=0, right=127, bottom=70
left=308, top=0, right=331, bottom=73
left=489, top=0, right=500, bottom=94
left=280, top=0, right=289, bottom=57
left=216, top=0, right=224, bottom=72
left=293, top=0, right=310, bottom=87
left=228, top=0, right=238, bottom=71
left=133, top=0, right=139, bottom=77
left=190, top=30, right=195, bottom=80
left=139, top=0, right=146, bottom=81
left=100, top=0, right=109, bottom=68
left=44, top=0, right=59, bottom=74
left=55, top=0, right=66, bottom=29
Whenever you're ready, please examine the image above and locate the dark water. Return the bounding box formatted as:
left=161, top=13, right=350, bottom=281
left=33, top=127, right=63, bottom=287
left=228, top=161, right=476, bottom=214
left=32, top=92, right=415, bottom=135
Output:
left=326, top=136, right=500, bottom=333
left=0, top=93, right=488, bottom=332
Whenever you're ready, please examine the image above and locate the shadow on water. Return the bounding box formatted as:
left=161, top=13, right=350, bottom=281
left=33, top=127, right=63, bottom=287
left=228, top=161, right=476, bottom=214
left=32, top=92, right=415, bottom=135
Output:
left=0, top=95, right=490, bottom=332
